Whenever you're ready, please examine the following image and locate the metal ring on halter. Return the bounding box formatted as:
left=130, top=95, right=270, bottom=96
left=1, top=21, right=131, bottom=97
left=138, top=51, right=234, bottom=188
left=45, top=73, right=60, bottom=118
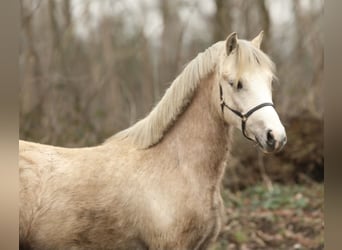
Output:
left=219, top=84, right=274, bottom=141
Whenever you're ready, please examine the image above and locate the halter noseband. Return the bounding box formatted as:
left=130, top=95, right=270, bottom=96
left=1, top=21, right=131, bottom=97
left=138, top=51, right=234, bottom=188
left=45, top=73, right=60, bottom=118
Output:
left=219, top=84, right=274, bottom=141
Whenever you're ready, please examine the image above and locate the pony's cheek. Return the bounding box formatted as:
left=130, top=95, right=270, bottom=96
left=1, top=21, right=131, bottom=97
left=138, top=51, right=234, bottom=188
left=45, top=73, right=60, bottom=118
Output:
left=222, top=111, right=240, bottom=129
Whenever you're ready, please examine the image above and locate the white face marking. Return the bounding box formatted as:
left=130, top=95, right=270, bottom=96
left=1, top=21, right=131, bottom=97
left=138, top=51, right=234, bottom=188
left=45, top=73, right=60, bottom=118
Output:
left=218, top=52, right=286, bottom=153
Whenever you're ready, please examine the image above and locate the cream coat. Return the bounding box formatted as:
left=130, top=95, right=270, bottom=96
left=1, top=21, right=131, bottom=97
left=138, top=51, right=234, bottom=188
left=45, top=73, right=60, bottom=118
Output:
left=20, top=32, right=280, bottom=250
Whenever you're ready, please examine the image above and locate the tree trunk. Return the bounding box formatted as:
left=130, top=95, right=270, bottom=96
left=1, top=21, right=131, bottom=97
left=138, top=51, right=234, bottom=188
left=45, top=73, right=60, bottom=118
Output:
left=214, top=0, right=233, bottom=42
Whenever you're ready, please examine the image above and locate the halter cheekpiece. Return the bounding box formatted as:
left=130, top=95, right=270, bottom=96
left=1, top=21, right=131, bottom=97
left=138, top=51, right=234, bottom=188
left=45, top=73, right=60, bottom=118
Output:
left=219, top=84, right=274, bottom=141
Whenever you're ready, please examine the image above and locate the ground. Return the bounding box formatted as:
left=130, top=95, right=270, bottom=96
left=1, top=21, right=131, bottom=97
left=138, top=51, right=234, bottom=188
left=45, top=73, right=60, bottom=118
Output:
left=213, top=182, right=324, bottom=250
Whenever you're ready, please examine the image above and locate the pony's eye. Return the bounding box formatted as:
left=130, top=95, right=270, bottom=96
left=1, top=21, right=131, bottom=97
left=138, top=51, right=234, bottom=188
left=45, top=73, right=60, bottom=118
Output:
left=237, top=81, right=243, bottom=90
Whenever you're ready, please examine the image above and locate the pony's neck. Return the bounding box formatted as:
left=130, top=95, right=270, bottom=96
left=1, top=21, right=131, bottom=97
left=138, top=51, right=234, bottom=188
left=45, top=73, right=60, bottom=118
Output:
left=108, top=41, right=225, bottom=148
left=156, top=72, right=232, bottom=181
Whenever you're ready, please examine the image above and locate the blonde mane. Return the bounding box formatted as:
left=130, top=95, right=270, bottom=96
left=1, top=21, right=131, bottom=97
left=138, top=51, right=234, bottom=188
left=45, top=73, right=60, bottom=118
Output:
left=107, top=39, right=275, bottom=149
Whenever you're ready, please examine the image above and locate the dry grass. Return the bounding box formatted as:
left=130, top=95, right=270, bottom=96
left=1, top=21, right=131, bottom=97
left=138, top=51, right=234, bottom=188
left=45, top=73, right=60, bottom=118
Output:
left=213, top=183, right=324, bottom=250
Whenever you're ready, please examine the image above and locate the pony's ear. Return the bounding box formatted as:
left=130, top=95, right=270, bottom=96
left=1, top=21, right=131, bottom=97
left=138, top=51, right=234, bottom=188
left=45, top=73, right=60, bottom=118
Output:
left=225, top=32, right=238, bottom=56
left=251, top=30, right=264, bottom=49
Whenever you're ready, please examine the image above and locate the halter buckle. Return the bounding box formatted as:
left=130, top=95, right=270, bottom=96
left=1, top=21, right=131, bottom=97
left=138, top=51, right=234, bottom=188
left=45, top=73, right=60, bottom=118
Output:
left=242, top=116, right=247, bottom=122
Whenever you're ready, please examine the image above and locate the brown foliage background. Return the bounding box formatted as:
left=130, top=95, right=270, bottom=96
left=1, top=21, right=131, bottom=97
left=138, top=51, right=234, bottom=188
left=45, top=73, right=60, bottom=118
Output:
left=19, top=0, right=323, bottom=187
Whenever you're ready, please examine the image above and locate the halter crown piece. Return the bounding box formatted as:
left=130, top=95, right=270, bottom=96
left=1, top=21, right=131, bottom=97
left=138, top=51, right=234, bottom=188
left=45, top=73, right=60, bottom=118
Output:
left=219, top=84, right=274, bottom=141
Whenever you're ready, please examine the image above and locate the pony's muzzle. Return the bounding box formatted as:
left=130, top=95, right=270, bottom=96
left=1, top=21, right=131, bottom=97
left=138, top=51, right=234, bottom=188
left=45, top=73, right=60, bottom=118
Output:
left=266, top=129, right=287, bottom=152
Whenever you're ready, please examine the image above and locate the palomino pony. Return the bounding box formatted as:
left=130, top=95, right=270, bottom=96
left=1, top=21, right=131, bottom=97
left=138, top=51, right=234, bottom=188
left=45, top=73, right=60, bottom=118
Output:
left=19, top=31, right=286, bottom=250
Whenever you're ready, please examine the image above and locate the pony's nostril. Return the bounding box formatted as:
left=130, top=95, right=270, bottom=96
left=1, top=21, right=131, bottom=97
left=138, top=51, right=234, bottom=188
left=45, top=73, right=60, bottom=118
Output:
left=282, top=136, right=287, bottom=144
left=266, top=130, right=275, bottom=148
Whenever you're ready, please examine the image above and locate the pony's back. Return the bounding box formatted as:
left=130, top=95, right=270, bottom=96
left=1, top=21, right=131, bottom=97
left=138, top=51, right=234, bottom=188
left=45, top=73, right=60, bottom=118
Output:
left=19, top=139, right=156, bottom=249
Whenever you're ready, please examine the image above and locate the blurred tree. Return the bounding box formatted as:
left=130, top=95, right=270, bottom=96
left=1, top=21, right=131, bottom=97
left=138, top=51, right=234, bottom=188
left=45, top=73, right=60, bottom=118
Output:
left=20, top=0, right=44, bottom=141
left=213, top=0, right=233, bottom=41
left=158, top=0, right=183, bottom=91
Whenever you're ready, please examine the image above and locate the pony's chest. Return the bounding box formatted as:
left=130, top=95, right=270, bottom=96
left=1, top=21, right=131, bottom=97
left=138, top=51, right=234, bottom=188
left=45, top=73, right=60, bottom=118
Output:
left=142, top=188, right=224, bottom=248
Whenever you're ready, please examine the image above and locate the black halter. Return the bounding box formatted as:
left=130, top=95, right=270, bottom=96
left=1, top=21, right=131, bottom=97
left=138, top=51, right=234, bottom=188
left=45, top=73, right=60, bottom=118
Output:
left=219, top=84, right=274, bottom=141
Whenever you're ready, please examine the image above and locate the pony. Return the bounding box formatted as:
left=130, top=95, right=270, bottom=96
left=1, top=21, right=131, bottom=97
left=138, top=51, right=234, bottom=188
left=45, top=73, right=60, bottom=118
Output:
left=19, top=31, right=286, bottom=250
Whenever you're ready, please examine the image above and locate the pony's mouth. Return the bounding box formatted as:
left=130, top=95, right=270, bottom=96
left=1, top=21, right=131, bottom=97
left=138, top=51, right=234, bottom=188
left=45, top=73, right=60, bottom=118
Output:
left=255, top=137, right=275, bottom=154
left=255, top=136, right=286, bottom=154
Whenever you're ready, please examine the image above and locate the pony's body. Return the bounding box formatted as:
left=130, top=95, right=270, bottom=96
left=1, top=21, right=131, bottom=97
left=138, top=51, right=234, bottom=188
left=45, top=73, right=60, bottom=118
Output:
left=20, top=72, right=229, bottom=250
left=20, top=33, right=286, bottom=250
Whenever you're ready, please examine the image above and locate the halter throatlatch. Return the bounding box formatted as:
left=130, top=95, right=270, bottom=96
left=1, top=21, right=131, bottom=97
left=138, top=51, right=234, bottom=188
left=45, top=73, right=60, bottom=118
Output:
left=219, top=84, right=274, bottom=141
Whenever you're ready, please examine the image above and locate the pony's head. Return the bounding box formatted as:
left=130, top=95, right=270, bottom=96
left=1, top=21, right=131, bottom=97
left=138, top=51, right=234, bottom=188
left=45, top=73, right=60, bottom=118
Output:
left=214, top=31, right=286, bottom=153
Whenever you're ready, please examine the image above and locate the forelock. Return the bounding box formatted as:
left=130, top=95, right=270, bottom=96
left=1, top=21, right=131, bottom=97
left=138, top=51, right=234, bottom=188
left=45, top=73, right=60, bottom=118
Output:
left=232, top=40, right=276, bottom=80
